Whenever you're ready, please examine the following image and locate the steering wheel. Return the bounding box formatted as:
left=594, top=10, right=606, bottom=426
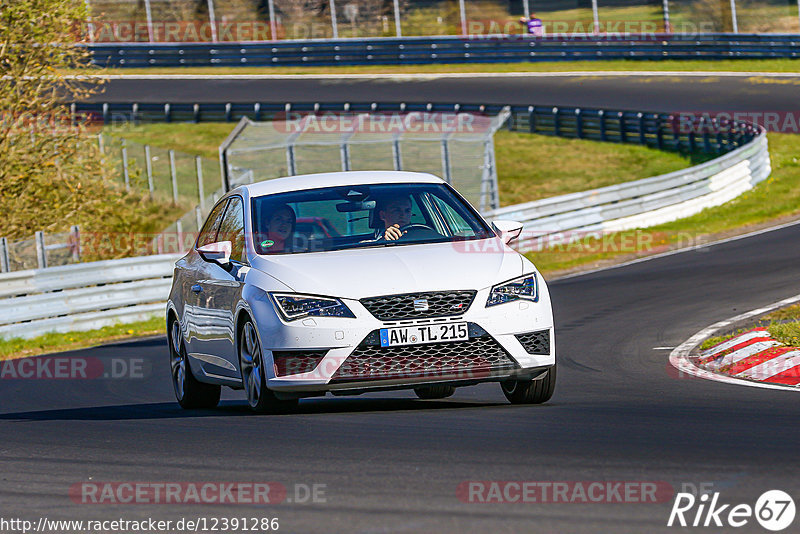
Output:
left=392, top=223, right=441, bottom=241
left=398, top=223, right=434, bottom=235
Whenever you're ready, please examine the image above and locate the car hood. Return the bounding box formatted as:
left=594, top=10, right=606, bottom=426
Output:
left=249, top=238, right=524, bottom=299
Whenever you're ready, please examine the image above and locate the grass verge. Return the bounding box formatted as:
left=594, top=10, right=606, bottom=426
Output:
left=0, top=316, right=164, bottom=361
left=105, top=122, right=234, bottom=159
left=87, top=59, right=800, bottom=76
left=106, top=123, right=699, bottom=206
left=494, top=130, right=705, bottom=205
left=526, top=132, right=800, bottom=275
left=698, top=304, right=800, bottom=350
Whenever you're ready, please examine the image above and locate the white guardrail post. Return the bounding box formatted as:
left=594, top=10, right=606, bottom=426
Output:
left=169, top=149, right=179, bottom=204
left=35, top=231, right=47, bottom=269
left=0, top=237, right=9, bottom=273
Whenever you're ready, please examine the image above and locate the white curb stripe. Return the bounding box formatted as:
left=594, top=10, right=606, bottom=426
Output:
left=699, top=330, right=770, bottom=358
left=669, top=293, right=800, bottom=392
left=706, top=340, right=782, bottom=370
left=739, top=351, right=800, bottom=381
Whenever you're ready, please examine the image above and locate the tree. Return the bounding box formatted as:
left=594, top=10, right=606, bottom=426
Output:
left=0, top=0, right=180, bottom=259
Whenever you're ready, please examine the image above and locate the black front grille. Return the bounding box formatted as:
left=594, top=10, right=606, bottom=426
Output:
left=360, top=291, right=476, bottom=321
left=331, top=335, right=517, bottom=382
left=515, top=330, right=550, bottom=355
left=272, top=350, right=327, bottom=377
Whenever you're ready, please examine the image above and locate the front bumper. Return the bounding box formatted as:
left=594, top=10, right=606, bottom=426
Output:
left=250, top=285, right=555, bottom=394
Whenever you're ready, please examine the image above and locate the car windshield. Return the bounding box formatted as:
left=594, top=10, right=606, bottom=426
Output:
left=251, top=182, right=494, bottom=255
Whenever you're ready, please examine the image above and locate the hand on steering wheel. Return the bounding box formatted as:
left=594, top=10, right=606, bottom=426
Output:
left=383, top=223, right=434, bottom=241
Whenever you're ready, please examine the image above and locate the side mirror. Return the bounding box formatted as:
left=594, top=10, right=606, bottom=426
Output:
left=491, top=220, right=524, bottom=245
left=197, top=241, right=232, bottom=269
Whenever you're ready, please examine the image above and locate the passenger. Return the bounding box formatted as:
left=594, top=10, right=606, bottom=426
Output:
left=259, top=204, right=296, bottom=253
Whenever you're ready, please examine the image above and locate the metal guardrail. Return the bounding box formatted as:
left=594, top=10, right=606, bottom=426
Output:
left=86, top=33, right=800, bottom=67
left=0, top=254, right=180, bottom=340
left=0, top=123, right=768, bottom=337
left=6, top=99, right=765, bottom=339
left=77, top=101, right=761, bottom=155
left=486, top=132, right=770, bottom=252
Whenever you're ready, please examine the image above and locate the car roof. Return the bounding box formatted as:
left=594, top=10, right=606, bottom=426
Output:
left=236, top=171, right=445, bottom=198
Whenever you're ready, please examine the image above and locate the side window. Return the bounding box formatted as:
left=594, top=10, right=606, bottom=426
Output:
left=217, top=196, right=246, bottom=263
left=431, top=195, right=476, bottom=236
left=197, top=200, right=228, bottom=247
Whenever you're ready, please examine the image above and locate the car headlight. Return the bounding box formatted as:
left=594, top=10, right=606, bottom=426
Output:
left=486, top=273, right=538, bottom=307
left=271, top=293, right=355, bottom=321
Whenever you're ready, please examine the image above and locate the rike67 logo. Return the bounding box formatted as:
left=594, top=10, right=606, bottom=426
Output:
left=668, top=490, right=795, bottom=531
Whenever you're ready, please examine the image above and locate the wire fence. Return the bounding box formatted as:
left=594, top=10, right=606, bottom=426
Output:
left=83, top=0, right=800, bottom=43
left=0, top=136, right=221, bottom=273
left=221, top=108, right=511, bottom=211
left=0, top=228, right=81, bottom=273
left=98, top=133, right=222, bottom=208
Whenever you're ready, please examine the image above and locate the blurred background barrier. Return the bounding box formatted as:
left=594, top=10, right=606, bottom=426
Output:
left=97, top=133, right=222, bottom=207
left=82, top=0, right=800, bottom=44
left=86, top=33, right=800, bottom=67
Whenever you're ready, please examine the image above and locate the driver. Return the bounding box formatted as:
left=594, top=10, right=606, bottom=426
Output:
left=375, top=196, right=412, bottom=240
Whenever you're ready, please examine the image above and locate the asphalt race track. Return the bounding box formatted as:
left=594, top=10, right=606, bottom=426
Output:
left=2, top=74, right=798, bottom=533
left=91, top=73, right=800, bottom=112
left=2, top=221, right=799, bottom=533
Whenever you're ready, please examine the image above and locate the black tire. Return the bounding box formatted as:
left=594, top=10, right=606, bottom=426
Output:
left=414, top=385, right=456, bottom=399
left=501, top=365, right=556, bottom=405
left=239, top=319, right=298, bottom=414
left=169, top=317, right=221, bottom=409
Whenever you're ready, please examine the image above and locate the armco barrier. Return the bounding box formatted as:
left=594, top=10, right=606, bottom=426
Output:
left=77, top=101, right=760, bottom=155
left=485, top=132, right=770, bottom=252
left=8, top=100, right=765, bottom=338
left=0, top=132, right=768, bottom=338
left=87, top=33, right=800, bottom=67
left=0, top=254, right=181, bottom=340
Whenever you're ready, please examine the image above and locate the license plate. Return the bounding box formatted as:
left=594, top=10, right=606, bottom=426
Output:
left=379, top=322, right=469, bottom=347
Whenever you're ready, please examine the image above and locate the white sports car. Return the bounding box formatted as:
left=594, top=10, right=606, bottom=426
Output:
left=166, top=171, right=556, bottom=412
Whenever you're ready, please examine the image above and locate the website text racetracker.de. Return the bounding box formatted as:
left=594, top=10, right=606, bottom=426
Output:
left=457, top=481, right=674, bottom=504
left=68, top=482, right=326, bottom=505
left=0, top=517, right=279, bottom=534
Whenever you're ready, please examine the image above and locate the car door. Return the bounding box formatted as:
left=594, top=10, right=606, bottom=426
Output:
left=183, top=198, right=229, bottom=357
left=190, top=195, right=248, bottom=378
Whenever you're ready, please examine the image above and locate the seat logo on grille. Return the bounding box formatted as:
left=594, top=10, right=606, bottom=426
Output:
left=413, top=299, right=429, bottom=311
